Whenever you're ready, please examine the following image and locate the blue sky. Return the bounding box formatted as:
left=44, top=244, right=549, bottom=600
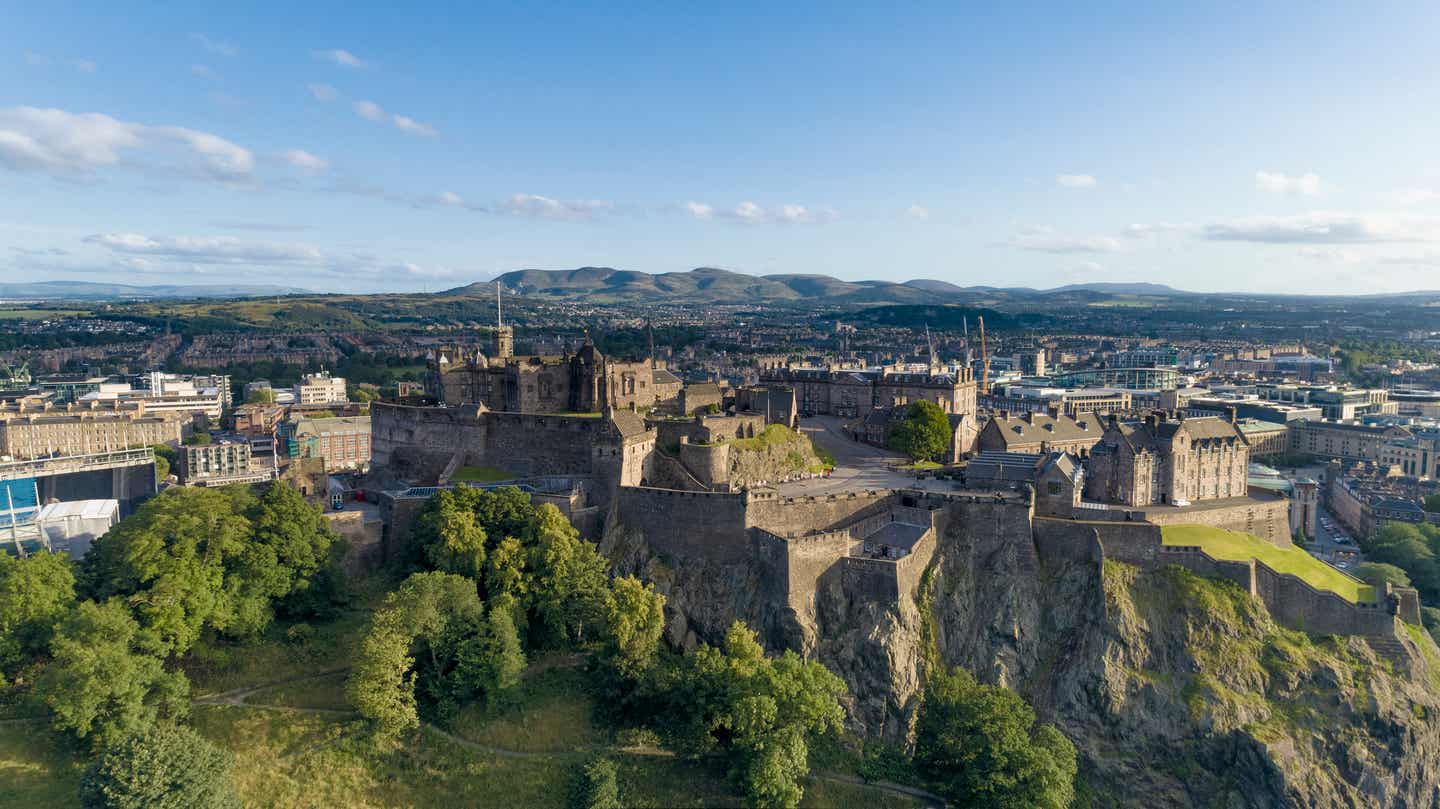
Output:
left=3, top=1, right=1440, bottom=294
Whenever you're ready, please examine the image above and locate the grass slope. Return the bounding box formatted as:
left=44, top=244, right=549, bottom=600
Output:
left=1160, top=524, right=1376, bottom=603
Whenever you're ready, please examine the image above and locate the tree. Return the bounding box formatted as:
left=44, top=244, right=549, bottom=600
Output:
left=484, top=536, right=524, bottom=599
left=887, top=401, right=952, bottom=463
left=420, top=500, right=489, bottom=575
left=78, top=724, right=238, bottom=809
left=602, top=576, right=666, bottom=680
left=1354, top=562, right=1411, bottom=590
left=80, top=484, right=335, bottom=655
left=81, top=488, right=254, bottom=657
left=650, top=621, right=847, bottom=809
left=915, top=666, right=1076, bottom=809
left=183, top=432, right=211, bottom=446
left=570, top=757, right=622, bottom=809
left=227, top=481, right=339, bottom=636
left=1426, top=493, right=1440, bottom=514
left=37, top=600, right=189, bottom=746
left=244, top=388, right=276, bottom=405
left=346, top=571, right=485, bottom=738
left=529, top=506, right=610, bottom=647
left=149, top=444, right=174, bottom=481
left=0, top=550, right=75, bottom=681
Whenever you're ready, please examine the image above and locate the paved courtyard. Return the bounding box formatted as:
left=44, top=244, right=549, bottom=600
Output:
left=777, top=415, right=955, bottom=496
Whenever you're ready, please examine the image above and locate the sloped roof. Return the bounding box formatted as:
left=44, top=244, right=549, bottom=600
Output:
left=608, top=409, right=649, bottom=438
left=986, top=412, right=1105, bottom=448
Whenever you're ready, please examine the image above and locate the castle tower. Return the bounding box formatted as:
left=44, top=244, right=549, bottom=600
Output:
left=1290, top=478, right=1320, bottom=543
left=492, top=281, right=514, bottom=359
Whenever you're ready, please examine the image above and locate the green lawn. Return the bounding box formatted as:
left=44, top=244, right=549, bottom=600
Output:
left=448, top=664, right=604, bottom=753
left=898, top=460, right=943, bottom=471
left=726, top=424, right=804, bottom=451
left=0, top=721, right=83, bottom=806
left=1161, top=525, right=1376, bottom=603
left=449, top=465, right=517, bottom=483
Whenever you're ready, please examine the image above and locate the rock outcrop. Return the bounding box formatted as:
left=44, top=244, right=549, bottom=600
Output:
left=602, top=500, right=1440, bottom=808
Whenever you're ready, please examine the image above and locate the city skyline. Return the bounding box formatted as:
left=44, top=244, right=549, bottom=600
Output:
left=5, top=2, right=1440, bottom=294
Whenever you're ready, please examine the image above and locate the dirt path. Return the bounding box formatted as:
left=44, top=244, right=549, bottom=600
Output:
left=190, top=663, right=947, bottom=807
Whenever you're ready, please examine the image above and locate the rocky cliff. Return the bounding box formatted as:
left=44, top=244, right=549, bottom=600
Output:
left=601, top=503, right=1440, bottom=808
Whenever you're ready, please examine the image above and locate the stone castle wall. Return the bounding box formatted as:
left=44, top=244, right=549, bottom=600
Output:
left=371, top=402, right=641, bottom=491
left=1033, top=516, right=1403, bottom=638
left=678, top=439, right=731, bottom=489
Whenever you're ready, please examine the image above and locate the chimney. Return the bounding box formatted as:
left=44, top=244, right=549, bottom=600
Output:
left=1226, top=406, right=1238, bottom=424
left=1145, top=413, right=1159, bottom=430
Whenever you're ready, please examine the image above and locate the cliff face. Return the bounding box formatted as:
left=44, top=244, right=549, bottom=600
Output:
left=601, top=505, right=1440, bottom=808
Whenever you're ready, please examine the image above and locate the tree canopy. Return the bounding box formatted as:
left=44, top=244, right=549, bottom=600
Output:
left=888, top=400, right=952, bottom=462
left=78, top=723, right=238, bottom=809
left=37, top=599, right=189, bottom=746
left=644, top=621, right=847, bottom=808
left=0, top=550, right=75, bottom=683
left=80, top=483, right=337, bottom=657
left=915, top=666, right=1076, bottom=809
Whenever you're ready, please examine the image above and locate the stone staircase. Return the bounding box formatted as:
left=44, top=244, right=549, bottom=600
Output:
left=1365, top=633, right=1412, bottom=667
left=436, top=449, right=466, bottom=486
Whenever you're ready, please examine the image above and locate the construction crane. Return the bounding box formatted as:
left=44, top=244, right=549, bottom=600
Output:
left=977, top=315, right=990, bottom=394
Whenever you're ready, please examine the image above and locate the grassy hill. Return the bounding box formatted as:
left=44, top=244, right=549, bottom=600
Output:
left=1160, top=525, right=1376, bottom=603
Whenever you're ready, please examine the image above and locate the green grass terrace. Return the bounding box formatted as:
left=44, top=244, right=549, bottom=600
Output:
left=1160, top=525, right=1376, bottom=604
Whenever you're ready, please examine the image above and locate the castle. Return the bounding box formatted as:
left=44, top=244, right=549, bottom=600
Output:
left=425, top=292, right=681, bottom=412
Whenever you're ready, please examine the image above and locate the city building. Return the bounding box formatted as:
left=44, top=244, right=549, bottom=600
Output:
left=0, top=404, right=187, bottom=459
left=1235, top=419, right=1289, bottom=459
left=179, top=438, right=270, bottom=486
left=982, top=384, right=1131, bottom=416
left=80, top=374, right=226, bottom=421
left=295, top=371, right=348, bottom=405
left=1085, top=412, right=1250, bottom=506
left=289, top=415, right=372, bottom=472
left=761, top=365, right=976, bottom=419
left=1254, top=384, right=1395, bottom=420
left=1287, top=420, right=1412, bottom=463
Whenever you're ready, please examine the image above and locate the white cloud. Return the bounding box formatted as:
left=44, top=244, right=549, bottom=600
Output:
left=353, top=100, right=385, bottom=121
left=280, top=148, right=329, bottom=172
left=191, top=64, right=218, bottom=80
left=682, top=200, right=837, bottom=225
left=0, top=106, right=254, bottom=181
left=314, top=49, right=366, bottom=68
left=499, top=193, right=612, bottom=220
left=1202, top=212, right=1440, bottom=244
left=190, top=33, right=239, bottom=57
left=1056, top=174, right=1097, bottom=188
left=905, top=204, right=930, bottom=220
left=86, top=233, right=324, bottom=265
left=392, top=114, right=437, bottom=137
left=1385, top=188, right=1440, bottom=206
left=307, top=83, right=339, bottom=102
left=351, top=101, right=437, bottom=136
left=1007, top=226, right=1123, bottom=254
left=437, top=191, right=465, bottom=206
left=23, top=52, right=98, bottom=73
left=1123, top=222, right=1193, bottom=238
left=1255, top=170, right=1322, bottom=196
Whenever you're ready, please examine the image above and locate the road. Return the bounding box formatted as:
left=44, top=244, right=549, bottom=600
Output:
left=779, top=416, right=917, bottom=496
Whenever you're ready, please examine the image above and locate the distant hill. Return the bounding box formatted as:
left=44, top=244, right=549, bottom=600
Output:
left=0, top=281, right=311, bottom=301
left=1046, top=282, right=1186, bottom=295
left=445, top=267, right=946, bottom=305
